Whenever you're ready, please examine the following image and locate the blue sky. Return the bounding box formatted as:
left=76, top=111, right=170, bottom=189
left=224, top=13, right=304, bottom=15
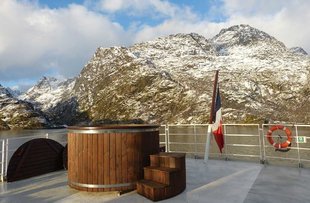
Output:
left=0, top=0, right=310, bottom=91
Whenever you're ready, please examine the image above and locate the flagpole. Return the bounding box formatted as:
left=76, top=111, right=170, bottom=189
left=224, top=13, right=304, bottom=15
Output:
left=204, top=70, right=219, bottom=163
left=209, top=70, right=219, bottom=123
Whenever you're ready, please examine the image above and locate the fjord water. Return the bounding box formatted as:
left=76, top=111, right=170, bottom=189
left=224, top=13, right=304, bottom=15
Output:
left=0, top=128, right=67, bottom=139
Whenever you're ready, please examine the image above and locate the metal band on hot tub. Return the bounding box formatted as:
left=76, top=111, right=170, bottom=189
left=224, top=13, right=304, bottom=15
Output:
left=68, top=128, right=159, bottom=134
left=68, top=181, right=135, bottom=189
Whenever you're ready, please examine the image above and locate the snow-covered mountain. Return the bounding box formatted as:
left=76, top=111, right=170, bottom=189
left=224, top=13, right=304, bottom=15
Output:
left=12, top=24, right=310, bottom=126
left=73, top=24, right=310, bottom=124
left=20, top=76, right=75, bottom=111
left=18, top=76, right=81, bottom=125
left=0, top=84, right=49, bottom=130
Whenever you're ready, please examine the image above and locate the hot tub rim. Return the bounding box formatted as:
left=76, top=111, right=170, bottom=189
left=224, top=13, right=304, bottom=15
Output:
left=67, top=124, right=160, bottom=134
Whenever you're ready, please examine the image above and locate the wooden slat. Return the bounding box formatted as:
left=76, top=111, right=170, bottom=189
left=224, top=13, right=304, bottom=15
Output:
left=103, top=133, right=110, bottom=191
left=82, top=133, right=88, bottom=191
left=98, top=133, right=104, bottom=191
left=76, top=133, right=81, bottom=190
left=92, top=134, right=98, bottom=192
left=87, top=134, right=92, bottom=192
left=121, top=133, right=128, bottom=191
left=115, top=133, right=122, bottom=190
left=136, top=133, right=142, bottom=179
left=69, top=133, right=74, bottom=189
left=127, top=132, right=134, bottom=184
left=67, top=134, right=72, bottom=183
left=110, top=133, right=116, bottom=190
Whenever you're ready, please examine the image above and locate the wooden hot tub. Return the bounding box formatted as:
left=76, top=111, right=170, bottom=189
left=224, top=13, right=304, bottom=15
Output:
left=67, top=124, right=160, bottom=192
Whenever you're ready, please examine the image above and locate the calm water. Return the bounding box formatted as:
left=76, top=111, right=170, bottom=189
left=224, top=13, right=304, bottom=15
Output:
left=0, top=128, right=67, bottom=139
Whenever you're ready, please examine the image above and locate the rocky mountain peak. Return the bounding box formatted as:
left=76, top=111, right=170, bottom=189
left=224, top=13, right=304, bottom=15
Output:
left=35, top=76, right=64, bottom=90
left=131, top=32, right=216, bottom=60
left=7, top=87, right=22, bottom=98
left=289, top=47, right=308, bottom=55
left=211, top=24, right=285, bottom=48
left=0, top=84, right=12, bottom=97
left=19, top=76, right=75, bottom=112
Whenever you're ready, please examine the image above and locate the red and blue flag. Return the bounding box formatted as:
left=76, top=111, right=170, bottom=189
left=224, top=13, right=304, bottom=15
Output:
left=211, top=85, right=224, bottom=153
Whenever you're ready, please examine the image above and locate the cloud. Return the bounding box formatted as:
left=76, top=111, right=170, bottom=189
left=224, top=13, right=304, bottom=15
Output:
left=1, top=0, right=310, bottom=89
left=98, top=0, right=197, bottom=20
left=0, top=0, right=128, bottom=82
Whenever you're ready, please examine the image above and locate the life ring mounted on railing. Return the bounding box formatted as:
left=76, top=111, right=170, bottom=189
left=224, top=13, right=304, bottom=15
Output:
left=266, top=125, right=292, bottom=152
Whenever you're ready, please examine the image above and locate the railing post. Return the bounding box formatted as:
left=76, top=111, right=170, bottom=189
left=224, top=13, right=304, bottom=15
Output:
left=223, top=124, right=228, bottom=160
left=258, top=125, right=263, bottom=164
left=194, top=124, right=198, bottom=159
left=1, top=140, right=4, bottom=182
left=261, top=125, right=267, bottom=165
left=5, top=139, right=8, bottom=179
left=295, top=125, right=302, bottom=168
left=165, top=124, right=170, bottom=152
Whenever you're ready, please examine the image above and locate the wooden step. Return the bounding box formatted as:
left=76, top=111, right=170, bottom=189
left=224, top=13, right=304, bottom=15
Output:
left=150, top=152, right=186, bottom=169
left=137, top=152, right=186, bottom=201
left=137, top=179, right=186, bottom=202
left=136, top=179, right=167, bottom=201
left=144, top=166, right=179, bottom=185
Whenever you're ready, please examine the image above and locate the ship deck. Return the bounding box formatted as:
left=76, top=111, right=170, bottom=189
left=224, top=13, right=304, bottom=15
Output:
left=1, top=158, right=310, bottom=203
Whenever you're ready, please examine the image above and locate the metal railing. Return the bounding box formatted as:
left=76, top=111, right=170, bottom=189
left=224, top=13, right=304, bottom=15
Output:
left=1, top=124, right=310, bottom=182
left=160, top=124, right=261, bottom=161
left=160, top=124, right=310, bottom=167
left=262, top=124, right=310, bottom=168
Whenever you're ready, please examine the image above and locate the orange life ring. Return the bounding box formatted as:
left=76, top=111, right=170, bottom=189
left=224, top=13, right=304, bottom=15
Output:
left=266, top=125, right=292, bottom=149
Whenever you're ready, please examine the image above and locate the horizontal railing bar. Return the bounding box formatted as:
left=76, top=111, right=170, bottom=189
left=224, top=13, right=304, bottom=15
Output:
left=223, top=124, right=260, bottom=126
left=168, top=142, right=205, bottom=145
left=226, top=154, right=260, bottom=158
left=265, top=156, right=299, bottom=161
left=168, top=150, right=204, bottom=154
left=167, top=133, right=207, bottom=136
left=262, top=124, right=297, bottom=127
left=294, top=147, right=310, bottom=151
left=167, top=124, right=209, bottom=126
left=263, top=146, right=310, bottom=151
left=225, top=134, right=260, bottom=137
left=209, top=152, right=222, bottom=155
left=6, top=135, right=47, bottom=140
left=263, top=146, right=310, bottom=150
left=226, top=144, right=260, bottom=147
left=263, top=135, right=310, bottom=138
left=4, top=135, right=66, bottom=141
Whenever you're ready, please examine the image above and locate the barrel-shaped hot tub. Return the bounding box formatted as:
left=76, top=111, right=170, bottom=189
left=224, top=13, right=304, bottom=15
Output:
left=67, top=124, right=160, bottom=192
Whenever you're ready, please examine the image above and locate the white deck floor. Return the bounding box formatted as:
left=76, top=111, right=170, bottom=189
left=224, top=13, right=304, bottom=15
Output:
left=1, top=159, right=310, bottom=203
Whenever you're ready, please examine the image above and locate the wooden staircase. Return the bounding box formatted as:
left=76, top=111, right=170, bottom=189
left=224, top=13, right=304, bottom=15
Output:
left=136, top=152, right=186, bottom=201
